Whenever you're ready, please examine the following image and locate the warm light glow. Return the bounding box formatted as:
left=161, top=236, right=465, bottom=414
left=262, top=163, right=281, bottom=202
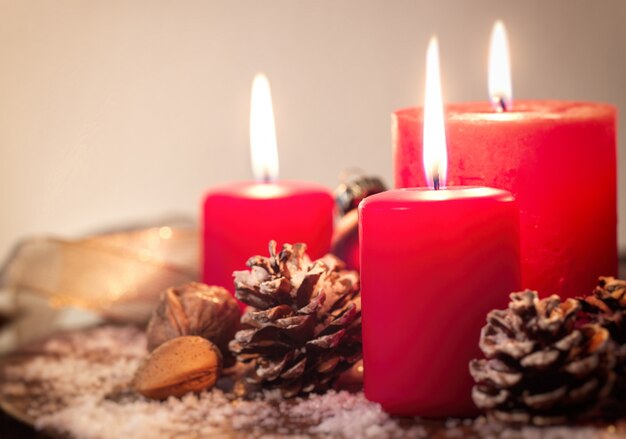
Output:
left=422, top=36, right=447, bottom=190
left=158, top=226, right=173, bottom=240
left=243, top=183, right=288, bottom=198
left=250, top=73, right=279, bottom=182
left=488, top=20, right=512, bottom=111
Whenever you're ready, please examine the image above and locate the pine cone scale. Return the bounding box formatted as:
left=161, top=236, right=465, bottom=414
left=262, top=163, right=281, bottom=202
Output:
left=242, top=305, right=293, bottom=327
left=554, top=331, right=582, bottom=351
left=469, top=359, right=522, bottom=388
left=297, top=293, right=325, bottom=315
left=280, top=358, right=307, bottom=380
left=317, top=355, right=341, bottom=374
left=564, top=355, right=600, bottom=378
left=522, top=386, right=567, bottom=410
left=235, top=285, right=278, bottom=309
left=480, top=325, right=535, bottom=359
left=519, top=350, right=559, bottom=369
left=319, top=303, right=358, bottom=336
left=471, top=385, right=509, bottom=409
left=295, top=273, right=322, bottom=308
left=257, top=351, right=295, bottom=381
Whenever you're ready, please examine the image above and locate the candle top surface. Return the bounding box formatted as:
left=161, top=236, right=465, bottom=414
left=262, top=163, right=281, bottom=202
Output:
left=360, top=187, right=514, bottom=210
left=394, top=100, right=615, bottom=124
left=205, top=180, right=331, bottom=200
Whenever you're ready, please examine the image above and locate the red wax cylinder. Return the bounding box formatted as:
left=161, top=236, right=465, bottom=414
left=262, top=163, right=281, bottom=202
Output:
left=359, top=187, right=521, bottom=417
left=393, top=101, right=617, bottom=298
left=202, top=180, right=334, bottom=301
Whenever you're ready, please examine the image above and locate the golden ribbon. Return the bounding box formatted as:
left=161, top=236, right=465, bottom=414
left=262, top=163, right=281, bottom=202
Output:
left=0, top=226, right=198, bottom=323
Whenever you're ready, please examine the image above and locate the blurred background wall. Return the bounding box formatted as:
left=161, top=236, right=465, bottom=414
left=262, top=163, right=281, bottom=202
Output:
left=0, top=0, right=625, bottom=259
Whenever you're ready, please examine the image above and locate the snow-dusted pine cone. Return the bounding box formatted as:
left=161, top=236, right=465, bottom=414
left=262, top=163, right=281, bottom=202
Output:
left=579, top=277, right=626, bottom=395
left=470, top=291, right=616, bottom=426
left=229, top=241, right=361, bottom=397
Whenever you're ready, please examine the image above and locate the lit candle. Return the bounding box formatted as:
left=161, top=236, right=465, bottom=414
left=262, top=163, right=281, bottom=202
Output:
left=360, top=37, right=521, bottom=417
left=201, top=74, right=334, bottom=306
left=393, top=21, right=617, bottom=298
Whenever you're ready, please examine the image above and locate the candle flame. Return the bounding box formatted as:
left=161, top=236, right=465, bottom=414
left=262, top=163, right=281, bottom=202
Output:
left=423, top=36, right=447, bottom=190
left=488, top=20, right=512, bottom=112
left=250, top=73, right=279, bottom=182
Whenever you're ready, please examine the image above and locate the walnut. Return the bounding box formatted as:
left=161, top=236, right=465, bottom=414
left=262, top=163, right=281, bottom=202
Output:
left=146, top=282, right=240, bottom=364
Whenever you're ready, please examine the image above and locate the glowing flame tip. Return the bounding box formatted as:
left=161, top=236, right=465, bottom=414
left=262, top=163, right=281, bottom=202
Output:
left=488, top=20, right=512, bottom=111
left=422, top=36, right=447, bottom=190
left=250, top=73, right=279, bottom=182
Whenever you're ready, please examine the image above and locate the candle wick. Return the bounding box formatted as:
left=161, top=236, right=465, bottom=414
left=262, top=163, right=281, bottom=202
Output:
left=497, top=97, right=508, bottom=113
left=260, top=172, right=273, bottom=184
left=433, top=174, right=440, bottom=190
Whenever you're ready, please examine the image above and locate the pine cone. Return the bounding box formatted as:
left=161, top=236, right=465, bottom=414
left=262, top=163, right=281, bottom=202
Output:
left=229, top=241, right=361, bottom=397
left=579, top=277, right=626, bottom=395
left=470, top=291, right=616, bottom=426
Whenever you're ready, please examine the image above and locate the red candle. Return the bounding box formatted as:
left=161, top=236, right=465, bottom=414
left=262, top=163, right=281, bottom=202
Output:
left=360, top=188, right=520, bottom=416
left=393, top=23, right=617, bottom=298
left=360, top=37, right=521, bottom=417
left=201, top=74, right=334, bottom=303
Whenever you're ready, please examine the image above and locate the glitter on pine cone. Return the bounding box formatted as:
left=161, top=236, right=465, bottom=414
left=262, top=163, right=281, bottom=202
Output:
left=470, top=290, right=616, bottom=426
left=229, top=241, right=362, bottom=397
left=579, top=277, right=626, bottom=395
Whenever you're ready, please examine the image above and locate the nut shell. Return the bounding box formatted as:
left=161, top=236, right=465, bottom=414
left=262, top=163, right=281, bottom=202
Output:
left=133, top=336, right=222, bottom=400
left=146, top=282, right=240, bottom=364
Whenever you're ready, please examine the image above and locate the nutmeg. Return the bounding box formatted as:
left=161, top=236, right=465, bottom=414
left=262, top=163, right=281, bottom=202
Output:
left=133, top=336, right=222, bottom=400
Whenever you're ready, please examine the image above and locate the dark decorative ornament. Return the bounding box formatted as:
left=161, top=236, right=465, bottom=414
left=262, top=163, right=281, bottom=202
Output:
left=229, top=241, right=361, bottom=397
left=331, top=171, right=386, bottom=271
left=146, top=282, right=240, bottom=365
left=470, top=290, right=615, bottom=426
left=334, top=172, right=387, bottom=217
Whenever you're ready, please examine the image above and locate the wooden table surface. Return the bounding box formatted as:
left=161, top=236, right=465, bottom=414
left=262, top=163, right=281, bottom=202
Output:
left=2, top=258, right=625, bottom=439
